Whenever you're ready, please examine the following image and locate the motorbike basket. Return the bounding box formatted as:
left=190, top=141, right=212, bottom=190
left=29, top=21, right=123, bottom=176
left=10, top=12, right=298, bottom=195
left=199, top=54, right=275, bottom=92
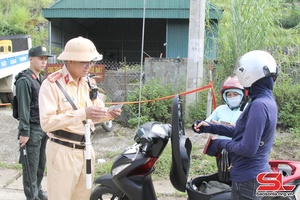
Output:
left=186, top=173, right=231, bottom=200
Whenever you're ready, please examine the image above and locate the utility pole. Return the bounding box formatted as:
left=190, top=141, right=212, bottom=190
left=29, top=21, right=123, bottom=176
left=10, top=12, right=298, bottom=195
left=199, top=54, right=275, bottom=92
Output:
left=186, top=0, right=206, bottom=112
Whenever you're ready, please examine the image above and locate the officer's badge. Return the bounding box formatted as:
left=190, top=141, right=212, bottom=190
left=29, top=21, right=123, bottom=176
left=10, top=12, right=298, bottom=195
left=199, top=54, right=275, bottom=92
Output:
left=64, top=74, right=70, bottom=84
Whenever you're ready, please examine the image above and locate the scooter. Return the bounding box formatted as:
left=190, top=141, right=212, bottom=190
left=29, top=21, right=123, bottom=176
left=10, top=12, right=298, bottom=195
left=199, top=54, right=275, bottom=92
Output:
left=90, top=120, right=171, bottom=200
left=90, top=95, right=300, bottom=200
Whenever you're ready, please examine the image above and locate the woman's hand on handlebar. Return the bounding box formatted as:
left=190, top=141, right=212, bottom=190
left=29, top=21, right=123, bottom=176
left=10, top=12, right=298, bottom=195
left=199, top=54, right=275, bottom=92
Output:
left=192, top=120, right=210, bottom=133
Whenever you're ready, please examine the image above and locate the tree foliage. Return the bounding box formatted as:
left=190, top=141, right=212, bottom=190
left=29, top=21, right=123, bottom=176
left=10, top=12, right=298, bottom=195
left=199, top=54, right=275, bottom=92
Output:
left=124, top=79, right=180, bottom=128
left=0, top=0, right=54, bottom=46
left=2, top=0, right=300, bottom=131
left=209, top=0, right=300, bottom=77
left=206, top=0, right=300, bottom=131
left=208, top=0, right=278, bottom=80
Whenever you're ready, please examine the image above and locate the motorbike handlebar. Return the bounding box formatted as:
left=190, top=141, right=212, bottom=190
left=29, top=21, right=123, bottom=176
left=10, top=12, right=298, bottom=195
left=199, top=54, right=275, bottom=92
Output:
left=138, top=137, right=152, bottom=152
left=141, top=142, right=149, bottom=153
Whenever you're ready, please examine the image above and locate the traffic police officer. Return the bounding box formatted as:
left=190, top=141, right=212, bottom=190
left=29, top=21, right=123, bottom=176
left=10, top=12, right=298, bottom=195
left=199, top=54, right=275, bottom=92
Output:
left=39, top=36, right=121, bottom=200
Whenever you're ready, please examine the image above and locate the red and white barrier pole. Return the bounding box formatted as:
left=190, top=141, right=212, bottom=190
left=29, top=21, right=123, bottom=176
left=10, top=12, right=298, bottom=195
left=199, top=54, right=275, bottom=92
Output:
left=85, top=123, right=92, bottom=189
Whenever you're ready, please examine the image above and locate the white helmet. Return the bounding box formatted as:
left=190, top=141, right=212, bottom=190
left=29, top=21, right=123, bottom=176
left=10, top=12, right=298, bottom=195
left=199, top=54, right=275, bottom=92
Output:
left=235, top=50, right=278, bottom=88
left=57, top=36, right=103, bottom=62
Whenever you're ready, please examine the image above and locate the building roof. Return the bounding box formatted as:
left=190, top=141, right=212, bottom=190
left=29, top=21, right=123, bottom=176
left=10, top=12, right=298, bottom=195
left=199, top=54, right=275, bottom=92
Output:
left=43, top=0, right=222, bottom=20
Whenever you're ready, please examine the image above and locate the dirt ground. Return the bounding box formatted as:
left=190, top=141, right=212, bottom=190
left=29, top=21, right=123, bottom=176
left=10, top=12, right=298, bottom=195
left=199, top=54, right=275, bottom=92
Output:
left=1, top=106, right=300, bottom=200
left=0, top=107, right=188, bottom=200
left=0, top=107, right=137, bottom=165
left=1, top=104, right=300, bottom=165
left=2, top=105, right=299, bottom=165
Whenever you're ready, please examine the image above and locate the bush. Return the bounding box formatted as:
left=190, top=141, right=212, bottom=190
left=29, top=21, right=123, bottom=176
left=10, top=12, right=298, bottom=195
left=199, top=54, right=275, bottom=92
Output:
left=273, top=76, right=300, bottom=130
left=186, top=92, right=210, bottom=125
left=125, top=79, right=182, bottom=128
left=186, top=88, right=223, bottom=126
left=276, top=9, right=300, bottom=29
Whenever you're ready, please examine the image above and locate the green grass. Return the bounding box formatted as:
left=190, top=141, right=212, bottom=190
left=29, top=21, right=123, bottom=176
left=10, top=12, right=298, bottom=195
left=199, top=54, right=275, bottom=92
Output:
left=94, top=141, right=217, bottom=182
left=0, top=162, right=22, bottom=170
left=94, top=128, right=300, bottom=182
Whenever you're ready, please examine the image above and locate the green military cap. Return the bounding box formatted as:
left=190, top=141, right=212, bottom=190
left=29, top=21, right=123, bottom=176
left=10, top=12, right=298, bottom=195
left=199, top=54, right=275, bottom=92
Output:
left=29, top=46, right=52, bottom=57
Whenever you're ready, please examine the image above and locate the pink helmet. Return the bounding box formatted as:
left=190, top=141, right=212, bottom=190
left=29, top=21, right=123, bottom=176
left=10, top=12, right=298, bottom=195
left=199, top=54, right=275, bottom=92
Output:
left=221, top=76, right=244, bottom=95
left=221, top=76, right=244, bottom=109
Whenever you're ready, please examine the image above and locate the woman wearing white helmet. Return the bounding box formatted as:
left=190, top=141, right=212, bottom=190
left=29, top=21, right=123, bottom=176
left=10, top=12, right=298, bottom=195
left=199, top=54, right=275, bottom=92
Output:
left=39, top=36, right=122, bottom=200
left=193, top=50, right=279, bottom=199
left=206, top=76, right=245, bottom=126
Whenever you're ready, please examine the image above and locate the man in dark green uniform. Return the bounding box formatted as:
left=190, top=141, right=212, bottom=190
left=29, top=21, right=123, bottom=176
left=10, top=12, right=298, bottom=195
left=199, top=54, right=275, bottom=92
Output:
left=15, top=46, right=51, bottom=200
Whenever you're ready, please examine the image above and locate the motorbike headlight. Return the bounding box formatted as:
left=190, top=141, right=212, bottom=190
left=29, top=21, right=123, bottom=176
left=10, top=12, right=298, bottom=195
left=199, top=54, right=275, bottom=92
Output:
left=111, top=163, right=131, bottom=176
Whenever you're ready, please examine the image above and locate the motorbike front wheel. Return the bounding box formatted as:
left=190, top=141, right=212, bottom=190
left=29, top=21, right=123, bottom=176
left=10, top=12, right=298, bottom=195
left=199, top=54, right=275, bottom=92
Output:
left=101, top=121, right=113, bottom=132
left=90, top=185, right=128, bottom=200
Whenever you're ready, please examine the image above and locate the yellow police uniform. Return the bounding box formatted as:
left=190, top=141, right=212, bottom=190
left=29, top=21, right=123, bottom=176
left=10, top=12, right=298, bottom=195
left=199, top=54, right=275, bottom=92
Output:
left=39, top=65, right=109, bottom=200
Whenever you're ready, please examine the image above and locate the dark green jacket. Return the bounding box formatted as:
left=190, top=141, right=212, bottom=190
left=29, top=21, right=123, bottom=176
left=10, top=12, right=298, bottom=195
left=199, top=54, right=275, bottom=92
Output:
left=15, top=68, right=44, bottom=137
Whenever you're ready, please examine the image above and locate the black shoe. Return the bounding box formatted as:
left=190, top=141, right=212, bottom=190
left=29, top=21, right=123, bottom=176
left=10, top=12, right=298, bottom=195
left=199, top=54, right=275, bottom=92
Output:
left=38, top=190, right=48, bottom=200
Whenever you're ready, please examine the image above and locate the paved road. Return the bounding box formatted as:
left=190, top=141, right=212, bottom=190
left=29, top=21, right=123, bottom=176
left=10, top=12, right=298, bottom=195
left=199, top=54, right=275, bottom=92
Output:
left=0, top=168, right=186, bottom=200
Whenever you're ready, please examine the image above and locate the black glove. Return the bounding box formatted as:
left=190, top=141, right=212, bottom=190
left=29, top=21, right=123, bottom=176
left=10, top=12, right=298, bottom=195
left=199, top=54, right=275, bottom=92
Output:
left=192, top=120, right=204, bottom=133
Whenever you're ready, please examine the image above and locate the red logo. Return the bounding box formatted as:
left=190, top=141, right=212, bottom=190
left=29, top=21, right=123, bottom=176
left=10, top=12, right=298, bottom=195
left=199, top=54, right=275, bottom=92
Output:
left=64, top=74, right=69, bottom=84
left=257, top=172, right=295, bottom=191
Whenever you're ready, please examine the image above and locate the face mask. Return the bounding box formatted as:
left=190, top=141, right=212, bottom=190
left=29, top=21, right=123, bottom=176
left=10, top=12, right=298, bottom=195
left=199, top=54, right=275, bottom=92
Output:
left=226, top=95, right=242, bottom=109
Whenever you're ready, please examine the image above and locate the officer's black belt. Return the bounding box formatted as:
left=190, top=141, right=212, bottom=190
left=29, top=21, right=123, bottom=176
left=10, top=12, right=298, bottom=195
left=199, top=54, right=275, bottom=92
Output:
left=50, top=138, right=85, bottom=149
left=52, top=130, right=85, bottom=142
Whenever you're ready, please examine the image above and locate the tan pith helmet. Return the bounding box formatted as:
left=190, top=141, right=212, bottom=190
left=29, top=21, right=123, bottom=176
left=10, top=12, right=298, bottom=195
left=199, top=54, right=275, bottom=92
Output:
left=57, top=36, right=103, bottom=62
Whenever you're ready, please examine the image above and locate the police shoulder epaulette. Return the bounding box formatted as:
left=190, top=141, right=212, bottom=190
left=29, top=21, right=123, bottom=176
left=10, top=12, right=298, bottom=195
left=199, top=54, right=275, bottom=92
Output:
left=47, top=71, right=62, bottom=83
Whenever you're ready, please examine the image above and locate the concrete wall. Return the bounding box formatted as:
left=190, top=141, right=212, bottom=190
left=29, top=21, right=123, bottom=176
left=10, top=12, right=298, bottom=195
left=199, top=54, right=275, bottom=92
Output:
left=144, top=57, right=187, bottom=89
left=98, top=57, right=189, bottom=105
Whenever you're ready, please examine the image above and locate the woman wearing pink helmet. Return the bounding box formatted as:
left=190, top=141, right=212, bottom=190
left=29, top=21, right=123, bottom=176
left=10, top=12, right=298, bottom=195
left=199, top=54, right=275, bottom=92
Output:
left=206, top=76, right=245, bottom=126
